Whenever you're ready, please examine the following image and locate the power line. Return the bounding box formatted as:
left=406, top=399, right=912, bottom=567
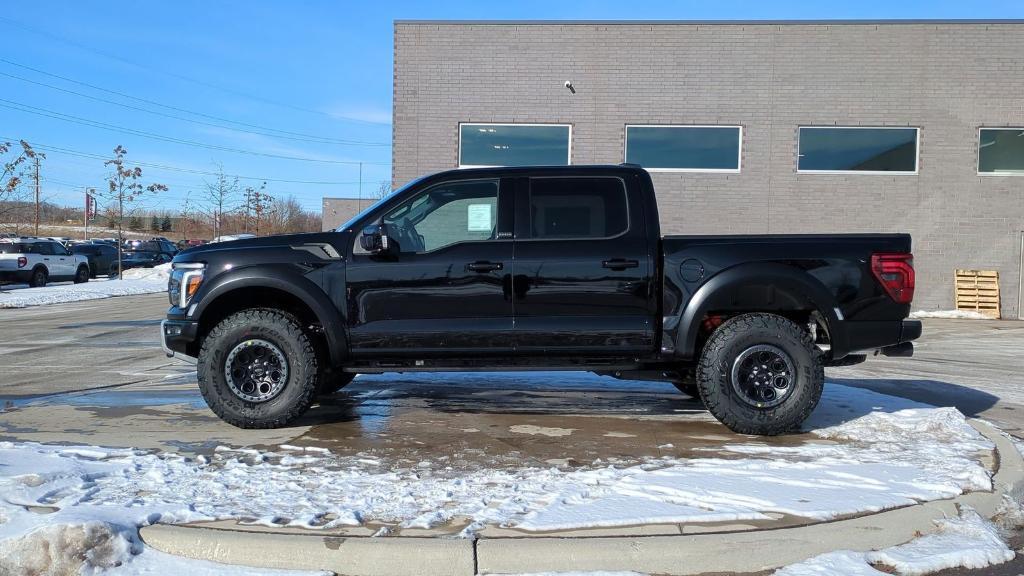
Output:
left=8, top=138, right=387, bottom=184
left=0, top=62, right=389, bottom=145
left=0, top=17, right=390, bottom=125
left=0, top=99, right=393, bottom=164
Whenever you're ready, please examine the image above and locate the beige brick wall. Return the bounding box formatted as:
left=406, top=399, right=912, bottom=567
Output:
left=393, top=21, right=1024, bottom=318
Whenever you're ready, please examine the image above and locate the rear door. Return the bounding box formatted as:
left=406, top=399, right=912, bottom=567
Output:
left=512, top=174, right=655, bottom=354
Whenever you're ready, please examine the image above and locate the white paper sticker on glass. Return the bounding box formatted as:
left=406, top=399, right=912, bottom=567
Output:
left=467, top=204, right=492, bottom=232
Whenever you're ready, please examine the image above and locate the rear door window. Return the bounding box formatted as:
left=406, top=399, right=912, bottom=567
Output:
left=527, top=177, right=629, bottom=239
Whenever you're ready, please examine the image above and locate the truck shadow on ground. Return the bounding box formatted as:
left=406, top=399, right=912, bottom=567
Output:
left=827, top=377, right=1001, bottom=419
left=299, top=376, right=1001, bottom=434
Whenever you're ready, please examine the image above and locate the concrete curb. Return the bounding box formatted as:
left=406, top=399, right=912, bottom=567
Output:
left=140, top=420, right=1024, bottom=575
left=138, top=526, right=475, bottom=576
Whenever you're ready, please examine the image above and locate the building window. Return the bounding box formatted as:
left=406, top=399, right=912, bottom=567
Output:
left=797, top=127, right=919, bottom=174
left=979, top=128, right=1024, bottom=175
left=624, top=125, right=742, bottom=172
left=459, top=123, right=571, bottom=167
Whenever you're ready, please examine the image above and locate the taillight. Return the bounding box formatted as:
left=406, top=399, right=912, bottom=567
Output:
left=17, top=256, right=26, bottom=268
left=871, top=253, right=915, bottom=305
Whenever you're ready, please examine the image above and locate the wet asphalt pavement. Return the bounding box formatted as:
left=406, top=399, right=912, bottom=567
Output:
left=1, top=293, right=1022, bottom=467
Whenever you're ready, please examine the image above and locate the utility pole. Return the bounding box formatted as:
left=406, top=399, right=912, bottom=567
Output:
left=358, top=162, right=363, bottom=210
left=33, top=156, right=40, bottom=236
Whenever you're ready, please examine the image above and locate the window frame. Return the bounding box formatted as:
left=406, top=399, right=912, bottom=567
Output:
left=977, top=127, right=1024, bottom=177
left=357, top=177, right=505, bottom=256
left=623, top=124, right=743, bottom=173
left=796, top=126, right=921, bottom=176
left=458, top=122, right=573, bottom=168
left=520, top=175, right=631, bottom=242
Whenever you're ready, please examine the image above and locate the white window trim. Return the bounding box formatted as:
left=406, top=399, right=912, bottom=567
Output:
left=796, top=126, right=920, bottom=175
left=623, top=124, right=743, bottom=173
left=458, top=122, right=572, bottom=168
left=977, top=127, right=1024, bottom=177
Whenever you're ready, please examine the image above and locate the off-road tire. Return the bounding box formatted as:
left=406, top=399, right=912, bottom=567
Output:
left=696, top=313, right=823, bottom=436
left=28, top=267, right=47, bottom=287
left=318, top=371, right=356, bottom=396
left=197, top=308, right=320, bottom=429
left=73, top=265, right=90, bottom=284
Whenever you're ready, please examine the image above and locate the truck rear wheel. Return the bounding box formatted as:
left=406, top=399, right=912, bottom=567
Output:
left=197, top=308, right=320, bottom=429
left=696, top=313, right=823, bottom=436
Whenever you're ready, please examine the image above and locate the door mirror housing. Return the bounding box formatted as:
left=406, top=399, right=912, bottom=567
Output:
left=360, top=223, right=391, bottom=254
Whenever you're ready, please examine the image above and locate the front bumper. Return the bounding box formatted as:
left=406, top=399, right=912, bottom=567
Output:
left=160, top=319, right=199, bottom=364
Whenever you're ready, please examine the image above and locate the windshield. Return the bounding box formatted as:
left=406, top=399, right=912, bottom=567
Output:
left=334, top=176, right=426, bottom=232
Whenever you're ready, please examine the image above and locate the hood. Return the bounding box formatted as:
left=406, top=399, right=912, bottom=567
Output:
left=174, top=231, right=351, bottom=261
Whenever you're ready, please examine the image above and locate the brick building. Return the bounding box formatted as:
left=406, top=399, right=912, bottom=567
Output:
left=389, top=20, right=1024, bottom=318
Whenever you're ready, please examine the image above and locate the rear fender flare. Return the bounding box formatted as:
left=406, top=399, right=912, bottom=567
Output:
left=674, top=262, right=846, bottom=359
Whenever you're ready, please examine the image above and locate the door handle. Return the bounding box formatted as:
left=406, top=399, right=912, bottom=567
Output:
left=602, top=259, right=639, bottom=270
left=466, top=261, right=503, bottom=273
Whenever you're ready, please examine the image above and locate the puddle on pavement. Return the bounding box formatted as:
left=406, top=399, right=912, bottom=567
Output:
left=0, top=373, right=819, bottom=467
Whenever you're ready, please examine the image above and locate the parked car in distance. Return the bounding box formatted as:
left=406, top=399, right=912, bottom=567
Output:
left=0, top=238, right=91, bottom=287
left=119, top=250, right=172, bottom=271
left=71, top=242, right=120, bottom=277
left=210, top=234, right=256, bottom=243
left=162, top=165, right=920, bottom=436
left=124, top=239, right=178, bottom=256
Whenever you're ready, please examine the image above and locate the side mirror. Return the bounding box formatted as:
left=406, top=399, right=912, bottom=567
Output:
left=359, top=223, right=390, bottom=254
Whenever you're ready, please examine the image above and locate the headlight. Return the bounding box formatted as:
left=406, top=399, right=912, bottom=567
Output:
left=169, top=263, right=205, bottom=308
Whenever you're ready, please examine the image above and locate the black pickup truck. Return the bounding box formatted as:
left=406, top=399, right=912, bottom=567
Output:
left=162, top=165, right=920, bottom=435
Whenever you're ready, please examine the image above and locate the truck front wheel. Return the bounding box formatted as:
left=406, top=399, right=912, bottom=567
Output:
left=197, top=308, right=320, bottom=429
left=696, top=313, right=823, bottom=436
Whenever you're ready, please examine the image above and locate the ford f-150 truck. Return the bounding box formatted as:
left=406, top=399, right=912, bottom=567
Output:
left=161, top=165, right=920, bottom=435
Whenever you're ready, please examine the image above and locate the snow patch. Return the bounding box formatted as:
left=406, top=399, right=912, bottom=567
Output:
left=0, top=384, right=1002, bottom=573
left=0, top=273, right=167, bottom=308
left=776, top=507, right=1013, bottom=575
left=909, top=309, right=990, bottom=319
left=120, top=263, right=171, bottom=282
left=509, top=424, right=575, bottom=437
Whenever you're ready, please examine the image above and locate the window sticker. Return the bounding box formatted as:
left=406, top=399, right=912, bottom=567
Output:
left=467, top=204, right=492, bottom=231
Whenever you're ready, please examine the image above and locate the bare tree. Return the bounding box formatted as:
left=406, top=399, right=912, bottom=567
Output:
left=202, top=166, right=239, bottom=239
left=242, top=181, right=273, bottom=236
left=98, top=145, right=168, bottom=277
left=373, top=180, right=392, bottom=200
left=0, top=140, right=43, bottom=231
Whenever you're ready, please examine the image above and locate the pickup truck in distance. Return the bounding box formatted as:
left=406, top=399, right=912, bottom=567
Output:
left=162, top=165, right=921, bottom=435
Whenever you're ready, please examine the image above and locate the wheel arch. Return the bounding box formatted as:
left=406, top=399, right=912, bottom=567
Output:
left=189, top=270, right=348, bottom=367
left=673, top=262, right=846, bottom=359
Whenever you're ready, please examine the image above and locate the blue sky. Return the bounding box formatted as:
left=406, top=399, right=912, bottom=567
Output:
left=3, top=1, right=1022, bottom=214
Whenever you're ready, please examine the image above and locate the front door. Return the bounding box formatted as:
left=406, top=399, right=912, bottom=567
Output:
left=345, top=177, right=515, bottom=355
left=512, top=175, right=655, bottom=354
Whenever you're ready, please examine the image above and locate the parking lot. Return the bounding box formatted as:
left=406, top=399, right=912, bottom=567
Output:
left=2, top=293, right=1023, bottom=574
left=0, top=293, right=1021, bottom=462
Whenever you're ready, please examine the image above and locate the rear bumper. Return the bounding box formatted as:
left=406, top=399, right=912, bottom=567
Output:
left=843, top=319, right=921, bottom=358
left=160, top=319, right=199, bottom=364
left=0, top=270, right=32, bottom=283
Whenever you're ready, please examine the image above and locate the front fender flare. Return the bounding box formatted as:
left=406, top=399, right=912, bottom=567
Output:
left=190, top=266, right=349, bottom=366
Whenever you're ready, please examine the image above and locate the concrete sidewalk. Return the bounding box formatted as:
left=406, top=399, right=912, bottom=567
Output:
left=140, top=419, right=1024, bottom=576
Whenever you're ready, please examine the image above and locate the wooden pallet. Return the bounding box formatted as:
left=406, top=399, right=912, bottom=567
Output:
left=955, top=269, right=1001, bottom=319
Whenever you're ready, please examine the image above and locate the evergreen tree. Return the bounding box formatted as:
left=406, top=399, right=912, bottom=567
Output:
left=150, top=215, right=160, bottom=232
left=128, top=216, right=143, bottom=231
left=160, top=215, right=172, bottom=232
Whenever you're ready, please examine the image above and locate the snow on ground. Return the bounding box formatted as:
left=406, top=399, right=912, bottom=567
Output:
left=775, top=507, right=1014, bottom=575
left=910, top=309, right=991, bottom=319
left=0, top=264, right=169, bottom=308
left=0, top=383, right=1001, bottom=574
